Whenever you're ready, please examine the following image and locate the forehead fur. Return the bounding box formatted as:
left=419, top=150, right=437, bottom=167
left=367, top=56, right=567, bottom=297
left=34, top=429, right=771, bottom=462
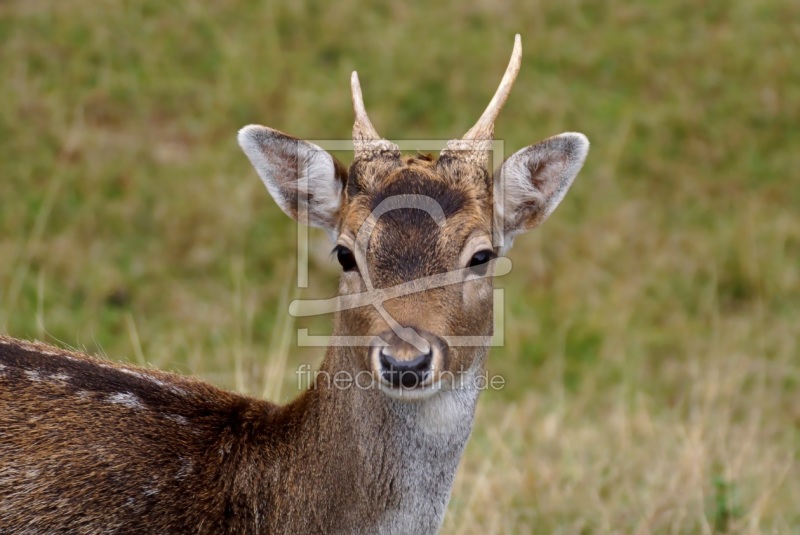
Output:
left=342, top=153, right=492, bottom=234
left=346, top=153, right=490, bottom=197
left=340, top=154, right=493, bottom=286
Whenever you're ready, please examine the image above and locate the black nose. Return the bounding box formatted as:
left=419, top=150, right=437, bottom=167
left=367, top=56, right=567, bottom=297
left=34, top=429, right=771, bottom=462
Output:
left=379, top=348, right=433, bottom=388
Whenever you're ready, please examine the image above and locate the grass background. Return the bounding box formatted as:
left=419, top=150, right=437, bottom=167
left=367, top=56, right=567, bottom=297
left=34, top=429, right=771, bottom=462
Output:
left=1, top=0, right=799, bottom=532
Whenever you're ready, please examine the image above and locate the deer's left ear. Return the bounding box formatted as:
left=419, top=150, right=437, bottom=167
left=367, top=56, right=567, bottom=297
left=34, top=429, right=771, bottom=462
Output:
left=494, top=132, right=589, bottom=248
left=238, top=125, right=345, bottom=234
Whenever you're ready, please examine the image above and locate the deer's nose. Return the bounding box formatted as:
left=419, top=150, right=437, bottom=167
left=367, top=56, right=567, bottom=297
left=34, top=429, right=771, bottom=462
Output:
left=370, top=328, right=447, bottom=390
left=378, top=348, right=433, bottom=389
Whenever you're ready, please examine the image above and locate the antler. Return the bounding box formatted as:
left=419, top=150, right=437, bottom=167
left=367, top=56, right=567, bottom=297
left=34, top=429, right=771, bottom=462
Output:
left=351, top=72, right=399, bottom=160
left=441, top=34, right=522, bottom=168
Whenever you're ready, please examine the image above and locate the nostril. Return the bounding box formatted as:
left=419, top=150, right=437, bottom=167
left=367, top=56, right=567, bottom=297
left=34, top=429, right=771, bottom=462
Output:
left=380, top=350, right=431, bottom=371
left=409, top=351, right=433, bottom=372
left=378, top=347, right=393, bottom=369
left=378, top=348, right=433, bottom=388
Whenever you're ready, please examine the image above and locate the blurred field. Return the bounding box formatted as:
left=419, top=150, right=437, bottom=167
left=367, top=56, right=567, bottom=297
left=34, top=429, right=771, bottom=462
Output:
left=1, top=0, right=799, bottom=533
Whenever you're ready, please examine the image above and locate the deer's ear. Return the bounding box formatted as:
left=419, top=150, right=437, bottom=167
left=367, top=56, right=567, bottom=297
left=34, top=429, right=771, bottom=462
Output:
left=494, top=132, right=589, bottom=248
left=238, top=125, right=344, bottom=233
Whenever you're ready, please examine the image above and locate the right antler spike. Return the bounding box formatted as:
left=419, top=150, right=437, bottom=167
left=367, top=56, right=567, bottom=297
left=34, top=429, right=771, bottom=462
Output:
left=441, top=35, right=523, bottom=168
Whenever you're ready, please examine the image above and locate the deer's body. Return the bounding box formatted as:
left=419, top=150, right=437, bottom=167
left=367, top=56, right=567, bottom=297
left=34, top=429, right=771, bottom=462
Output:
left=0, top=336, right=478, bottom=534
left=0, top=36, right=588, bottom=534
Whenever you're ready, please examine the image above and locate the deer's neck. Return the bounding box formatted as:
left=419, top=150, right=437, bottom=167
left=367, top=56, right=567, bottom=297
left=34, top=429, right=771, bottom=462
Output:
left=272, top=346, right=484, bottom=534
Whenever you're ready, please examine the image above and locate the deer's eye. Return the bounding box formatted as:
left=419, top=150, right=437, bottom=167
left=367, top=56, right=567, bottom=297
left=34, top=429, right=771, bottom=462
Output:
left=334, top=245, right=358, bottom=272
left=467, top=250, right=496, bottom=276
left=468, top=250, right=495, bottom=268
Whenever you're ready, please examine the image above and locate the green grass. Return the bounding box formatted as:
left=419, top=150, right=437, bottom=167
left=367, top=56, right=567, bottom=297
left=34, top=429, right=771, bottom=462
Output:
left=1, top=0, right=799, bottom=532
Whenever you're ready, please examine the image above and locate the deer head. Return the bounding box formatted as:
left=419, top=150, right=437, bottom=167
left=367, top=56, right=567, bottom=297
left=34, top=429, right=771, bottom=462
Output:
left=238, top=35, right=589, bottom=401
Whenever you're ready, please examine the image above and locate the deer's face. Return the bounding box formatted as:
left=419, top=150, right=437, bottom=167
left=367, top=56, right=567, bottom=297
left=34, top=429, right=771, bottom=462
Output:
left=238, top=35, right=589, bottom=401
left=331, top=155, right=496, bottom=398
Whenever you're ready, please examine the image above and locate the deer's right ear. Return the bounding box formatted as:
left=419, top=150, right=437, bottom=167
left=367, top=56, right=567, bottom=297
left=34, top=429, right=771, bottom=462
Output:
left=494, top=133, right=589, bottom=251
left=238, top=125, right=344, bottom=233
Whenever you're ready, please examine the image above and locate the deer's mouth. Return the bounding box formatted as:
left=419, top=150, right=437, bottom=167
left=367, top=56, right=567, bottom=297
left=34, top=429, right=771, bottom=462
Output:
left=376, top=374, right=443, bottom=400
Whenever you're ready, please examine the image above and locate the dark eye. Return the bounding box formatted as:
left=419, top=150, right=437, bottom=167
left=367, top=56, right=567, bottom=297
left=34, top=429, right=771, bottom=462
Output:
left=467, top=250, right=496, bottom=276
left=334, top=245, right=358, bottom=272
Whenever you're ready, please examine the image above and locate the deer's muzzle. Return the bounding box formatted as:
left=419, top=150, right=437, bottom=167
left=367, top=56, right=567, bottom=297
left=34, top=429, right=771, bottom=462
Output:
left=369, top=329, right=447, bottom=391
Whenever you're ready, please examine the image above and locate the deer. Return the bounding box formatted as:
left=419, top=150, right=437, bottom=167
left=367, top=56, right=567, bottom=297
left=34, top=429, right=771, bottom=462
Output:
left=0, top=35, right=588, bottom=534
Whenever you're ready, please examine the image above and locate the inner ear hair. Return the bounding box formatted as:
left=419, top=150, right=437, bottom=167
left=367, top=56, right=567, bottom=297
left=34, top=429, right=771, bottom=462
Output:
left=495, top=132, right=589, bottom=239
left=238, top=125, right=344, bottom=233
